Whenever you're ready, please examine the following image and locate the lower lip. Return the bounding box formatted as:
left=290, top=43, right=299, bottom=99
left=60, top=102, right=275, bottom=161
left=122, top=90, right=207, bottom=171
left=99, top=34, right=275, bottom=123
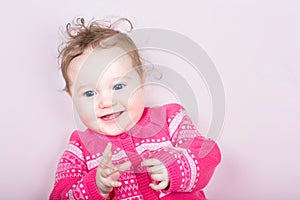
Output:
left=99, top=111, right=124, bottom=123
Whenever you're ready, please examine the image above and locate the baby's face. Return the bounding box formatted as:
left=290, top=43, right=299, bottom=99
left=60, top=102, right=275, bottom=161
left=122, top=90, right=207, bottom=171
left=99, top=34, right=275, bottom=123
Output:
left=68, top=47, right=145, bottom=136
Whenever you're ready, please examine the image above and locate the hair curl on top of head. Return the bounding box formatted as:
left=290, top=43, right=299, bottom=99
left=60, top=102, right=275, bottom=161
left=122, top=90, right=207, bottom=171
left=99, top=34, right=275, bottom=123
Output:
left=64, top=17, right=133, bottom=39
left=58, top=17, right=142, bottom=94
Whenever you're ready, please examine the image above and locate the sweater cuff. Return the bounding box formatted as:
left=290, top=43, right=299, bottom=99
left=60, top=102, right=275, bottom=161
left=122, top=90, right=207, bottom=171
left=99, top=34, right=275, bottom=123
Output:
left=152, top=150, right=183, bottom=192
left=83, top=168, right=107, bottom=200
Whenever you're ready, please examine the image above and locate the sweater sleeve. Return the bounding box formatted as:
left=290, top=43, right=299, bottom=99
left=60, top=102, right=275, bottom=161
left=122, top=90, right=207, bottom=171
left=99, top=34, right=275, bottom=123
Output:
left=49, top=131, right=107, bottom=200
left=151, top=103, right=221, bottom=193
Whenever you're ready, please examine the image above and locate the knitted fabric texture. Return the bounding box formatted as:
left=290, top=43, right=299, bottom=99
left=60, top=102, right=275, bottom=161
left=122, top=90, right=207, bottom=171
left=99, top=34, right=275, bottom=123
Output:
left=50, top=103, right=221, bottom=200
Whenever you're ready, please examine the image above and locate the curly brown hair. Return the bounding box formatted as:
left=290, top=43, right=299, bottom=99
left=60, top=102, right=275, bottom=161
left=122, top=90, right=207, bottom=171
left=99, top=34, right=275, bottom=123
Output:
left=58, top=17, right=143, bottom=94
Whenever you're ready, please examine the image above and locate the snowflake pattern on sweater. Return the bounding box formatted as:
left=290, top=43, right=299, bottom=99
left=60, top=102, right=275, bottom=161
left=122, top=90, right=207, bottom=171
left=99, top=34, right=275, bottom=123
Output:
left=50, top=103, right=221, bottom=200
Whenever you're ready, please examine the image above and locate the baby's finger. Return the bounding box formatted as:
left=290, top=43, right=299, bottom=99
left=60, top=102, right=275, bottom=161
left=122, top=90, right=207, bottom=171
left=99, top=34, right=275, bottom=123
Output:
left=110, top=171, right=121, bottom=181
left=149, top=180, right=169, bottom=191
left=100, top=166, right=118, bottom=178
left=142, top=158, right=162, bottom=167
left=147, top=165, right=166, bottom=173
left=106, top=178, right=122, bottom=188
left=103, top=143, right=112, bottom=159
left=100, top=143, right=112, bottom=168
left=151, top=173, right=166, bottom=182
left=115, top=161, right=132, bottom=172
left=101, top=161, right=131, bottom=178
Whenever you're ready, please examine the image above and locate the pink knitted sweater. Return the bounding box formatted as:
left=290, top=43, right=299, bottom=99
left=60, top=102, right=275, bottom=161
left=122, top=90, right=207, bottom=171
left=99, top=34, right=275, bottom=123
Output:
left=50, top=103, right=221, bottom=200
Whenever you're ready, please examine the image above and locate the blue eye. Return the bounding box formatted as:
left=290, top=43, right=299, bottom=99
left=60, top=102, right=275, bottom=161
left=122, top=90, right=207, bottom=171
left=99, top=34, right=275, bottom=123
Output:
left=113, top=83, right=126, bottom=90
left=83, top=90, right=97, bottom=97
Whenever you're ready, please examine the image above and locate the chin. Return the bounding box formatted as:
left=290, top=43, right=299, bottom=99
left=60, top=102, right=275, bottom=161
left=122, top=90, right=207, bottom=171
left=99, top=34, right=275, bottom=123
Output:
left=99, top=126, right=125, bottom=136
left=103, top=130, right=123, bottom=136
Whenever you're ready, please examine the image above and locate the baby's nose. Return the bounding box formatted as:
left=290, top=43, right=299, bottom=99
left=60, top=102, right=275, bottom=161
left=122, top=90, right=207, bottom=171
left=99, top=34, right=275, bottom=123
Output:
left=97, top=93, right=115, bottom=108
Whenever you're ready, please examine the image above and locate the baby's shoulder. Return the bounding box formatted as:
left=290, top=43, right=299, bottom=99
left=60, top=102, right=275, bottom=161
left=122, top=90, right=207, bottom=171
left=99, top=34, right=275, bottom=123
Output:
left=148, top=103, right=186, bottom=122
left=161, top=103, right=185, bottom=114
left=68, top=130, right=82, bottom=142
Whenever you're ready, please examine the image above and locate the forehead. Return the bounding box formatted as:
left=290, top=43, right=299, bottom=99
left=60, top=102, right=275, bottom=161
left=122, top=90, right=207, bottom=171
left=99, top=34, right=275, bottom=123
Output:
left=68, top=47, right=135, bottom=87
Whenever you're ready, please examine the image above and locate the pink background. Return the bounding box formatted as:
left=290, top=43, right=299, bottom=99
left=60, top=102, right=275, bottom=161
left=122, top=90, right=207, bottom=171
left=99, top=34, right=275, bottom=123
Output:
left=1, top=1, right=299, bottom=199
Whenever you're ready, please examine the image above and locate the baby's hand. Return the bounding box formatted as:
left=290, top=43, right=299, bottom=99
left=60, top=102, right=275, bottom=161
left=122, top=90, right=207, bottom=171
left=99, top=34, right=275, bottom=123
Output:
left=96, top=143, right=131, bottom=198
left=142, top=158, right=170, bottom=191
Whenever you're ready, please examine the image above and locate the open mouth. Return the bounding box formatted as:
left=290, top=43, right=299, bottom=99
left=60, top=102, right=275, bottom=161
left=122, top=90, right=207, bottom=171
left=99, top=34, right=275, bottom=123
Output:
left=99, top=111, right=124, bottom=121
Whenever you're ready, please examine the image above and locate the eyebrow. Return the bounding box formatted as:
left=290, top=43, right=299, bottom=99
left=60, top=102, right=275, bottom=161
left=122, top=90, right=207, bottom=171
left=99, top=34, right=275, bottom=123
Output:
left=111, top=76, right=131, bottom=82
left=76, top=84, right=91, bottom=92
left=76, top=76, right=131, bottom=91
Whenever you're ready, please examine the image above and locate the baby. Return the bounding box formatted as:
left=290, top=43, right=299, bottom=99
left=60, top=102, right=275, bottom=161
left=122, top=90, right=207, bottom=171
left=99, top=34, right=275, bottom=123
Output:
left=50, top=18, right=221, bottom=200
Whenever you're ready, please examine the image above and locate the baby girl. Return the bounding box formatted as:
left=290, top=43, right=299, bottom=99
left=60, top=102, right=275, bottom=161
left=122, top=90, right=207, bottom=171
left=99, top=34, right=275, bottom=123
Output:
left=50, top=18, right=221, bottom=200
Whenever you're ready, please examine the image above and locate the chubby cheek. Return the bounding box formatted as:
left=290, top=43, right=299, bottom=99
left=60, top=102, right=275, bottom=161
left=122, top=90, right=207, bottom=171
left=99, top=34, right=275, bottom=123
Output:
left=74, top=99, right=96, bottom=125
left=127, top=88, right=145, bottom=122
